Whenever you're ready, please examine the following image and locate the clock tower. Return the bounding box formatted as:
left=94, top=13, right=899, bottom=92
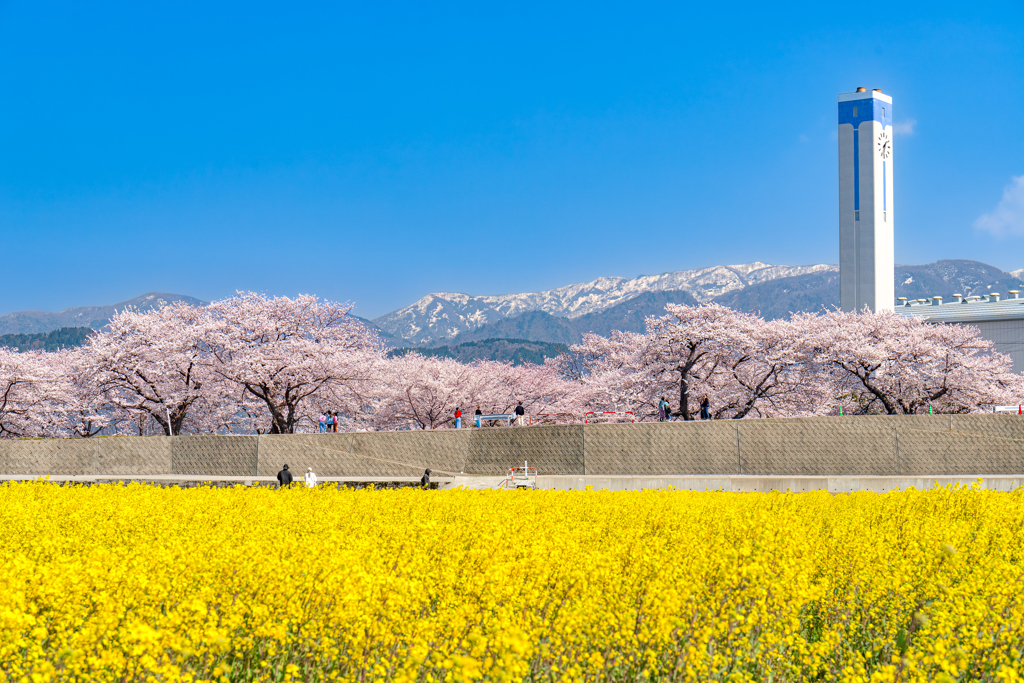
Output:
left=838, top=87, right=894, bottom=313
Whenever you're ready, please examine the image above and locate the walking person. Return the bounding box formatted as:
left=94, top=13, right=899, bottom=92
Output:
left=325, top=412, right=334, bottom=432
left=454, top=407, right=462, bottom=429
left=475, top=406, right=482, bottom=428
left=318, top=413, right=327, bottom=433
left=332, top=412, right=339, bottom=433
left=304, top=467, right=317, bottom=488
left=700, top=395, right=711, bottom=421
left=420, top=468, right=431, bottom=488
left=276, top=464, right=293, bottom=488
left=514, top=402, right=525, bottom=427
left=658, top=397, right=668, bottom=422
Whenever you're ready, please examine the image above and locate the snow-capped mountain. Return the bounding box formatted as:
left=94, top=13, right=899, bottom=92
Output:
left=373, top=262, right=837, bottom=345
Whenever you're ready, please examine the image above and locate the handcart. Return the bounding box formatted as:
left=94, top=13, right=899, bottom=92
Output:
left=505, top=460, right=538, bottom=490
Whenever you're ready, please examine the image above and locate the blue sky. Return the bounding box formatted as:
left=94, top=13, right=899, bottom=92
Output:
left=1, top=1, right=1022, bottom=319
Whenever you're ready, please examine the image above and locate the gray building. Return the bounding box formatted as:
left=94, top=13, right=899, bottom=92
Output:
left=895, top=292, right=1024, bottom=373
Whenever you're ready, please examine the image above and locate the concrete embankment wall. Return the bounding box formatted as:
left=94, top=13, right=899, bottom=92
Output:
left=2, top=415, right=1024, bottom=477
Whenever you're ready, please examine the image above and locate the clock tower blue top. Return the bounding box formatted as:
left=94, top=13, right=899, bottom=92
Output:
left=837, top=89, right=892, bottom=128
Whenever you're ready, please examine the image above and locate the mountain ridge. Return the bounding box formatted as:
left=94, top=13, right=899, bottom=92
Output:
left=373, top=262, right=837, bottom=345
left=450, top=290, right=702, bottom=346
left=427, top=260, right=1024, bottom=346
left=3, top=260, right=1020, bottom=348
left=389, top=338, right=568, bottom=366
left=0, top=293, right=207, bottom=335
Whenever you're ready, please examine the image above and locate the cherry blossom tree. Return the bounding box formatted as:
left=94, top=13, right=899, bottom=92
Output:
left=564, top=304, right=1019, bottom=419
left=378, top=354, right=477, bottom=429
left=562, top=331, right=660, bottom=417
left=803, top=310, right=1023, bottom=414
left=0, top=349, right=57, bottom=437
left=569, top=305, right=759, bottom=420
left=85, top=303, right=216, bottom=436
left=5, top=297, right=1020, bottom=439
left=47, top=348, right=114, bottom=437
left=213, top=381, right=272, bottom=434
left=644, top=304, right=761, bottom=420
left=172, top=372, right=269, bottom=435
left=371, top=355, right=585, bottom=430
left=704, top=316, right=824, bottom=419
left=486, top=359, right=587, bottom=417
left=207, top=293, right=384, bottom=434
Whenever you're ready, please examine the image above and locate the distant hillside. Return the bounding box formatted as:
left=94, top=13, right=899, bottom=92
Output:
left=452, top=311, right=578, bottom=345
left=572, top=289, right=701, bottom=336
left=450, top=290, right=702, bottom=345
left=0, top=327, right=94, bottom=352
left=895, top=260, right=1024, bottom=303
left=352, top=316, right=404, bottom=347
left=390, top=338, right=568, bottom=365
left=715, top=271, right=840, bottom=318
left=718, top=260, right=1024, bottom=319
left=0, top=293, right=207, bottom=335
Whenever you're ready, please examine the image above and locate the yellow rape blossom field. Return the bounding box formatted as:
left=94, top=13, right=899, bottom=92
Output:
left=2, top=483, right=1024, bottom=683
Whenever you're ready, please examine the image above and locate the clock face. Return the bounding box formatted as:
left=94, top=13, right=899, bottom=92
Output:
left=878, top=131, right=891, bottom=160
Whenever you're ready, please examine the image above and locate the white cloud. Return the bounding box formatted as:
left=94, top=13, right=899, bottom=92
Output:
left=893, top=119, right=917, bottom=135
left=975, top=175, right=1024, bottom=236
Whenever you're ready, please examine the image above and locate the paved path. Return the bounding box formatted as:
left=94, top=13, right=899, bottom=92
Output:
left=2, top=473, right=1018, bottom=493
left=531, top=475, right=1022, bottom=492
left=0, top=474, right=453, bottom=488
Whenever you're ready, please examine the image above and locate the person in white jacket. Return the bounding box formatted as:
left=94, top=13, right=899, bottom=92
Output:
left=304, top=467, right=317, bottom=488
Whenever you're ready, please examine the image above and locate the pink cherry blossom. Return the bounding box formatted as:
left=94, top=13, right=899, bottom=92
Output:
left=207, top=292, right=385, bottom=434
left=2, top=298, right=1021, bottom=439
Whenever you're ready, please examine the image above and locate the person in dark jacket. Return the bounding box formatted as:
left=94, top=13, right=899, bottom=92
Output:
left=475, top=406, right=482, bottom=428
left=421, top=468, right=431, bottom=488
left=700, top=396, right=711, bottom=420
left=514, top=402, right=525, bottom=426
left=277, top=464, right=294, bottom=488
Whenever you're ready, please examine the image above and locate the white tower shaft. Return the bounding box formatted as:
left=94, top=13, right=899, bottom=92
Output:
left=838, top=89, right=894, bottom=313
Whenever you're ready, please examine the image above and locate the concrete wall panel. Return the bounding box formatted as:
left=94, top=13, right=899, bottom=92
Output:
left=5, top=415, right=1024, bottom=478
left=465, top=425, right=584, bottom=475
left=583, top=422, right=739, bottom=475
left=736, top=417, right=899, bottom=476
left=0, top=437, right=172, bottom=476
left=897, top=415, right=1024, bottom=475
left=255, top=431, right=470, bottom=478
left=171, top=436, right=258, bottom=476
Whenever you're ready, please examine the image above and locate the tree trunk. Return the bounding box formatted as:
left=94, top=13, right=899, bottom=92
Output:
left=679, top=373, right=692, bottom=420
left=149, top=400, right=192, bottom=436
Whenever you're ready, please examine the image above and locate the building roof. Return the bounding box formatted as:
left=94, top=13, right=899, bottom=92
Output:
left=895, top=294, right=1024, bottom=323
left=838, top=89, right=892, bottom=104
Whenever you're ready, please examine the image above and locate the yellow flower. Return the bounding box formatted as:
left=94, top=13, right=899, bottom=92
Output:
left=1, top=482, right=1023, bottom=681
